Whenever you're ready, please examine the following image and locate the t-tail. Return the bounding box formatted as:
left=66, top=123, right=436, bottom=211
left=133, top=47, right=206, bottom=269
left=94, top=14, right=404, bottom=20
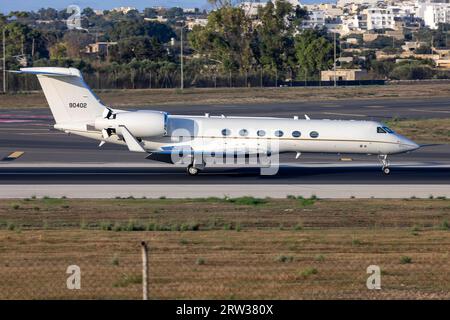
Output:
left=14, top=67, right=106, bottom=126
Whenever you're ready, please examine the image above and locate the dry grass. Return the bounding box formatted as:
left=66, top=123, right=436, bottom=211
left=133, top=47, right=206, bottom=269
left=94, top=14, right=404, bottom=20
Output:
left=0, top=198, right=449, bottom=299
left=2, top=83, right=450, bottom=109
left=387, top=118, right=450, bottom=144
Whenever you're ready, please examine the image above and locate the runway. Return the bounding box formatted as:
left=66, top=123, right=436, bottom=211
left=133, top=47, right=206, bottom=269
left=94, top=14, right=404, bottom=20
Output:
left=1, top=164, right=450, bottom=184
left=0, top=97, right=449, bottom=197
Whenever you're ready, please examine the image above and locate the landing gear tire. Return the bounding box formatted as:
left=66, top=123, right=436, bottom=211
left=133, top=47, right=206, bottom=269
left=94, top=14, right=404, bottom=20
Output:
left=187, top=165, right=200, bottom=176
left=378, top=155, right=391, bottom=176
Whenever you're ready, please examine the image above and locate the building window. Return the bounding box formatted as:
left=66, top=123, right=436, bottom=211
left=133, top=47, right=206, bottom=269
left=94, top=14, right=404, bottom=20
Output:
left=292, top=131, right=301, bottom=138
left=310, top=131, right=319, bottom=138
left=274, top=130, right=284, bottom=137
left=257, top=130, right=266, bottom=137
left=239, top=129, right=249, bottom=137
left=222, top=129, right=231, bottom=136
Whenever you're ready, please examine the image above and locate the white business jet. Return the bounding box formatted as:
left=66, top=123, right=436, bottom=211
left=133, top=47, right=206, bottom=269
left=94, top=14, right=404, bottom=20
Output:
left=14, top=67, right=419, bottom=175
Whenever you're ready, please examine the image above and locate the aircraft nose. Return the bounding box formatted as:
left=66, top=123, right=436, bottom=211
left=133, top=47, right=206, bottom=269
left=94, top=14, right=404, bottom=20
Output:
left=399, top=137, right=420, bottom=151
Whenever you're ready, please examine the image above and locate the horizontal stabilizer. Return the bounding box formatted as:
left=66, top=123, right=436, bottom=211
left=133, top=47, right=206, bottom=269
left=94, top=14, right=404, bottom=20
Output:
left=12, top=67, right=83, bottom=77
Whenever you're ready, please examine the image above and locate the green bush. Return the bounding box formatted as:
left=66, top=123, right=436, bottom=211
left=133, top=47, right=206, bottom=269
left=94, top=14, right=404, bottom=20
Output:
left=7, top=222, right=16, bottom=231
left=439, top=220, right=449, bottom=230
left=299, top=267, right=318, bottom=278
left=276, top=255, right=294, bottom=263
left=113, top=274, right=142, bottom=288
left=400, top=256, right=412, bottom=264
left=227, top=197, right=267, bottom=206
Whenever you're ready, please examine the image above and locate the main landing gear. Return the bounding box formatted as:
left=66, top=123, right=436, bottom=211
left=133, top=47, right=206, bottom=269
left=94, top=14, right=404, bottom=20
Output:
left=378, top=155, right=390, bottom=175
left=187, top=164, right=200, bottom=176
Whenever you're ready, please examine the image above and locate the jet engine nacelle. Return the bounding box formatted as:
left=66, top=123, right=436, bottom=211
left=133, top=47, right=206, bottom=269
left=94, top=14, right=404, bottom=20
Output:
left=94, top=110, right=168, bottom=138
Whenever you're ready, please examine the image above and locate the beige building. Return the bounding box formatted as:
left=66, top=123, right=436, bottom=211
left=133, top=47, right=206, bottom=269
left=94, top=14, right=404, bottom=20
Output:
left=321, top=69, right=368, bottom=81
left=436, top=59, right=450, bottom=69
left=85, top=42, right=117, bottom=55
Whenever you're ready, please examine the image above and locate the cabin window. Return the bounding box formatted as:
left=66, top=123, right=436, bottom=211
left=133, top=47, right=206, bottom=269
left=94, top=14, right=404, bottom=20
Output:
left=310, top=131, right=319, bottom=138
left=377, top=127, right=387, bottom=134
left=239, top=129, right=249, bottom=137
left=292, top=131, right=301, bottom=138
left=222, top=128, right=231, bottom=136
left=257, top=130, right=266, bottom=137
left=383, top=126, right=394, bottom=133
left=274, top=130, right=284, bottom=137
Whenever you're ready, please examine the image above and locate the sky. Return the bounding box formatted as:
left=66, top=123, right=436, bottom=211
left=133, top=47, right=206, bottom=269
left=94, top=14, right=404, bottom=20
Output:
left=1, top=0, right=327, bottom=14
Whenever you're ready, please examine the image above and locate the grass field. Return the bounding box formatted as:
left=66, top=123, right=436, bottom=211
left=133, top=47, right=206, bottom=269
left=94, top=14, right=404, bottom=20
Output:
left=387, top=118, right=450, bottom=144
left=2, top=83, right=450, bottom=109
left=0, top=197, right=449, bottom=299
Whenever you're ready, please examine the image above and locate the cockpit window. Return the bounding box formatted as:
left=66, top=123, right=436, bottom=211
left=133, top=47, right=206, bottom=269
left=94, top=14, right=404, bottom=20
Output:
left=377, top=127, right=387, bottom=134
left=383, top=126, right=394, bottom=133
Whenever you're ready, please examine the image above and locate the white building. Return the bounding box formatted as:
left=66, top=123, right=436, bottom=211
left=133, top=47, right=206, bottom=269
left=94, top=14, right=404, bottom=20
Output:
left=240, top=0, right=301, bottom=16
left=240, top=1, right=266, bottom=16
left=111, top=7, right=137, bottom=14
left=286, top=0, right=301, bottom=6
left=186, top=18, right=209, bottom=30
left=337, top=0, right=381, bottom=7
left=302, top=10, right=326, bottom=29
left=422, top=3, right=450, bottom=29
left=320, top=4, right=344, bottom=18
left=183, top=8, right=197, bottom=14
left=365, top=7, right=395, bottom=30
left=341, top=14, right=365, bottom=33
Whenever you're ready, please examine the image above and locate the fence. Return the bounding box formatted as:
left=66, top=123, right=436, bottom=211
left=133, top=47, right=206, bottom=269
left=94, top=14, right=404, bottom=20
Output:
left=0, top=239, right=448, bottom=300
left=1, top=69, right=385, bottom=92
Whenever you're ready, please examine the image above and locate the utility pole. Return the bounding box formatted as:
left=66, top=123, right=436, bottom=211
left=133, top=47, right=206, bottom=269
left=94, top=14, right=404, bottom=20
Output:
left=180, top=24, right=184, bottom=91
left=2, top=28, right=6, bottom=93
left=333, top=32, right=337, bottom=88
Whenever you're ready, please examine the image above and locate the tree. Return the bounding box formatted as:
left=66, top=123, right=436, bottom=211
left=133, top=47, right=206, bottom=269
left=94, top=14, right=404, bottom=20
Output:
left=109, top=36, right=168, bottom=63
left=38, top=8, right=58, bottom=20
left=63, top=31, right=94, bottom=58
left=49, top=42, right=67, bottom=59
left=389, top=63, right=435, bottom=80
left=3, top=22, right=49, bottom=60
left=294, top=29, right=335, bottom=79
left=109, top=20, right=175, bottom=43
left=370, top=60, right=395, bottom=79
left=82, top=8, right=96, bottom=18
left=189, top=5, right=253, bottom=72
left=143, top=8, right=157, bottom=18
left=165, top=7, right=184, bottom=19
left=254, top=0, right=307, bottom=72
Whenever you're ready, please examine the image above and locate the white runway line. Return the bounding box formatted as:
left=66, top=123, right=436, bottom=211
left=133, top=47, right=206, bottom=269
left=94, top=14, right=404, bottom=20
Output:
left=321, top=112, right=367, bottom=117
left=1, top=162, right=450, bottom=168
left=0, top=184, right=449, bottom=199
left=408, top=108, right=450, bottom=114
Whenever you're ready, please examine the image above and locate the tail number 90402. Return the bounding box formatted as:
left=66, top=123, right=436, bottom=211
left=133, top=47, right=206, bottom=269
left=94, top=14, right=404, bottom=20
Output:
left=69, top=102, right=87, bottom=108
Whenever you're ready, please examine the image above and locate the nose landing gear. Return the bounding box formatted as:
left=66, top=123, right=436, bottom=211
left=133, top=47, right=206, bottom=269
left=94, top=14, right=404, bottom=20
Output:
left=378, top=155, right=390, bottom=175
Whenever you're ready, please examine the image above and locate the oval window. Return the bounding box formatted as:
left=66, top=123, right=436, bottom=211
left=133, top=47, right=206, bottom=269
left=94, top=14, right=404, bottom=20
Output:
left=274, top=130, right=284, bottom=137
left=221, top=129, right=231, bottom=136
left=257, top=130, right=266, bottom=137
left=292, top=131, right=301, bottom=138
left=239, top=129, right=249, bottom=137
left=310, top=131, right=319, bottom=138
